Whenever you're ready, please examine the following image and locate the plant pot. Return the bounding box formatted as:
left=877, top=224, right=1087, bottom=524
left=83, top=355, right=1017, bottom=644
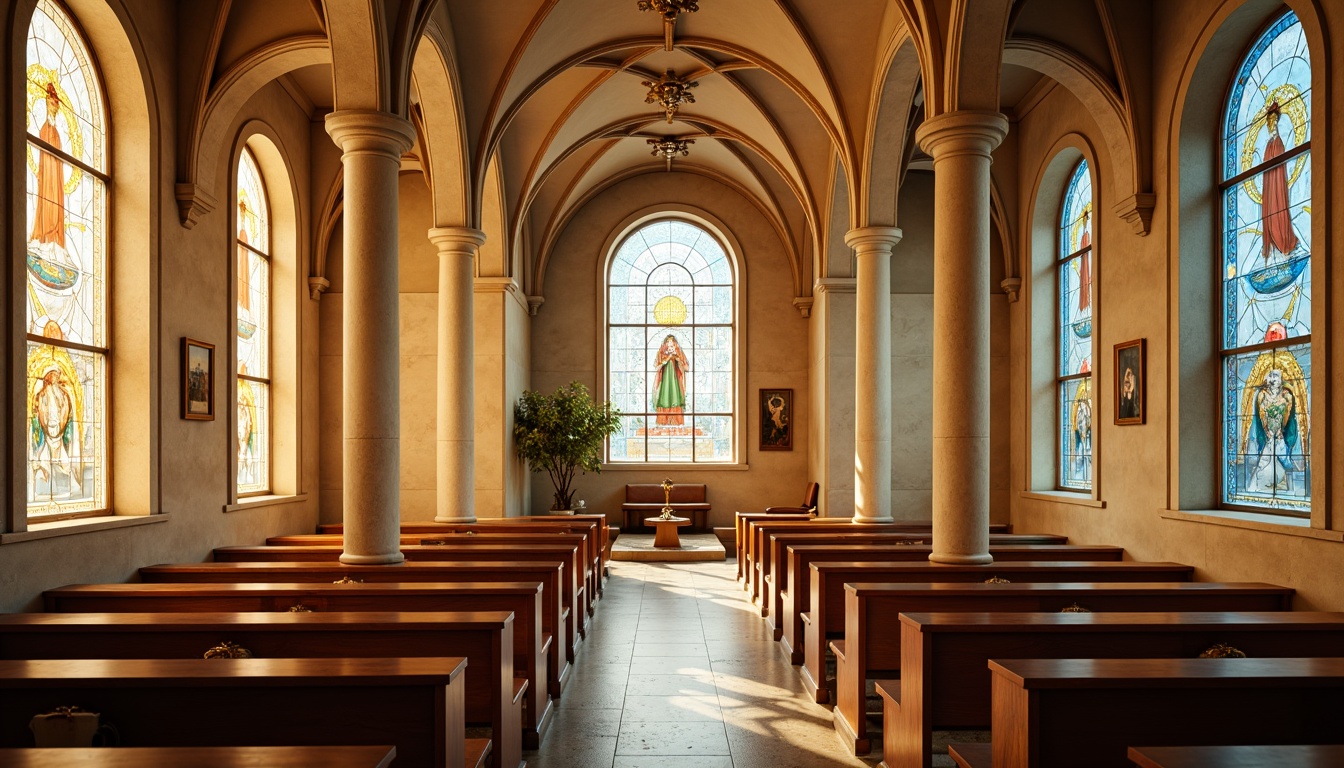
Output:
left=546, top=509, right=575, bottom=516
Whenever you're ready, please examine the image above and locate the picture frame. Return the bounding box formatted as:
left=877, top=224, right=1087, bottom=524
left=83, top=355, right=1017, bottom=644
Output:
left=1113, top=338, right=1145, bottom=425
left=182, top=337, right=215, bottom=421
left=759, top=388, right=793, bottom=451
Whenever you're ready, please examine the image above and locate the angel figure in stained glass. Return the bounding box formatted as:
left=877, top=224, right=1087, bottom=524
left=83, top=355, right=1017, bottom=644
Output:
left=28, top=329, right=84, bottom=500
left=1247, top=368, right=1299, bottom=492
left=653, top=334, right=689, bottom=425
left=237, top=379, right=258, bottom=487
left=1071, top=383, right=1092, bottom=480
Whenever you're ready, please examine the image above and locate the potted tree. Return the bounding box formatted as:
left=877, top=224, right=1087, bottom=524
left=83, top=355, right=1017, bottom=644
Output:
left=514, top=381, right=622, bottom=513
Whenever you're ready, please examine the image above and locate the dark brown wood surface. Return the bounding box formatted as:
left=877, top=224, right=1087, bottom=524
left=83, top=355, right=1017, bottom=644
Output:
left=0, top=746, right=399, bottom=767
left=43, top=581, right=551, bottom=749
left=1127, top=744, right=1344, bottom=768
left=990, top=657, right=1344, bottom=768
left=0, top=657, right=467, bottom=768
left=882, top=611, right=1344, bottom=768
left=0, top=610, right=521, bottom=768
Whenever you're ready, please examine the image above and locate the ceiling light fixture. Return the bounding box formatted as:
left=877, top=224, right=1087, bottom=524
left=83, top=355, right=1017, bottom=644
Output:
left=638, top=0, right=699, bottom=51
left=643, top=69, right=698, bottom=124
left=648, top=136, right=694, bottom=171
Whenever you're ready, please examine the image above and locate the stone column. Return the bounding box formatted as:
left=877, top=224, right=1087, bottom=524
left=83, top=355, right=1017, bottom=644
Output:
left=914, top=110, right=1008, bottom=564
left=325, top=110, right=416, bottom=565
left=428, top=227, right=487, bottom=523
left=845, top=227, right=903, bottom=524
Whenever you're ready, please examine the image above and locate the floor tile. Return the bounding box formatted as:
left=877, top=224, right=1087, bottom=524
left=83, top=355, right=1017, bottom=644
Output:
left=615, top=720, right=731, bottom=755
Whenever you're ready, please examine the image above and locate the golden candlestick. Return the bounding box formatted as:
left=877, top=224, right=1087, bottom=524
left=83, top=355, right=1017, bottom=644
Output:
left=660, top=478, right=675, bottom=520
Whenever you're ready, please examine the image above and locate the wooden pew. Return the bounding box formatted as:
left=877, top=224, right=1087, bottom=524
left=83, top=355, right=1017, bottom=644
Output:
left=803, top=560, right=1196, bottom=705
left=0, top=657, right=472, bottom=768
left=745, top=522, right=1049, bottom=603
left=0, top=746, right=400, bottom=768
left=44, top=581, right=552, bottom=749
left=734, top=513, right=811, bottom=580
left=828, top=581, right=1295, bottom=754
left=1126, top=745, right=1344, bottom=768
left=969, top=658, right=1344, bottom=768
left=0, top=610, right=523, bottom=768
left=213, top=543, right=587, bottom=645
left=264, top=533, right=597, bottom=620
left=143, top=559, right=573, bottom=682
left=773, top=543, right=1124, bottom=650
left=880, top=611, right=1344, bottom=768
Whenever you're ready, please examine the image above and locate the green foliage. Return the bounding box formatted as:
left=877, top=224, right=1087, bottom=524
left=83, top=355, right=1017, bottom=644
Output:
left=514, top=381, right=621, bottom=510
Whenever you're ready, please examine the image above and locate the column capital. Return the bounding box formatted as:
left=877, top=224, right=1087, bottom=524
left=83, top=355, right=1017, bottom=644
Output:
left=844, top=226, right=903, bottom=255
left=915, top=110, right=1009, bottom=160
left=325, top=110, right=415, bottom=160
left=428, top=226, right=487, bottom=255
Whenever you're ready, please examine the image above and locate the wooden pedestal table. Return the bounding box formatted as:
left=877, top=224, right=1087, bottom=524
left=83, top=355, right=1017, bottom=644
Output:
left=646, top=516, right=691, bottom=548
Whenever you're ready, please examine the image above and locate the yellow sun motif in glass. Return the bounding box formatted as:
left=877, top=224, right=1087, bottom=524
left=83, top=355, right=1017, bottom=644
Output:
left=653, top=295, right=687, bottom=326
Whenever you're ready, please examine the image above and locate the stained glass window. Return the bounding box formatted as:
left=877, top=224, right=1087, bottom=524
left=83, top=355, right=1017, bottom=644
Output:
left=1057, top=159, right=1093, bottom=491
left=607, top=220, right=735, bottom=462
left=25, top=0, right=107, bottom=519
left=1221, top=12, right=1311, bottom=514
left=236, top=148, right=271, bottom=494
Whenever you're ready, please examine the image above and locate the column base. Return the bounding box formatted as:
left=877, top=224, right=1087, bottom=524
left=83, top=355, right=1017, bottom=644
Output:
left=339, top=551, right=406, bottom=565
left=434, top=514, right=478, bottom=524
left=851, top=515, right=895, bottom=525
left=928, top=552, right=994, bottom=565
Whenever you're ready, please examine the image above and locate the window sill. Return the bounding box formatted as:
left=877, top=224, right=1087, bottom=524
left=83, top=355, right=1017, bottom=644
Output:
left=0, top=513, right=169, bottom=544
left=600, top=463, right=750, bottom=472
left=224, top=493, right=309, bottom=513
left=1160, top=508, right=1343, bottom=541
left=1019, top=490, right=1106, bottom=508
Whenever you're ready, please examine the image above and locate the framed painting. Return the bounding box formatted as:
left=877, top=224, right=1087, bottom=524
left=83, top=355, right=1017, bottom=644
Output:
left=1114, top=338, right=1145, bottom=425
left=759, top=388, right=793, bottom=451
left=182, top=338, right=215, bottom=420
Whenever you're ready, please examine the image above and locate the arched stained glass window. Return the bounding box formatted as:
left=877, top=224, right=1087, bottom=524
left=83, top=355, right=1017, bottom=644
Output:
left=25, top=0, right=108, bottom=519
left=1221, top=12, right=1311, bottom=514
left=236, top=148, right=271, bottom=494
left=607, top=220, right=735, bottom=462
left=1058, top=159, right=1093, bottom=491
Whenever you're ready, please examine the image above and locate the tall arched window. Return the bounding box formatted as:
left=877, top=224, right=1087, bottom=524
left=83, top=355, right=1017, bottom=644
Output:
left=25, top=0, right=108, bottom=520
left=1057, top=160, right=1093, bottom=491
left=1221, top=11, right=1311, bottom=514
left=236, top=148, right=271, bottom=494
left=606, top=219, right=736, bottom=463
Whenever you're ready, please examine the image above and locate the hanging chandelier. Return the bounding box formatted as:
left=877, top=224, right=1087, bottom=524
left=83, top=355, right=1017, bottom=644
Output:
left=643, top=69, right=698, bottom=124
left=648, top=136, right=694, bottom=171
left=638, top=0, right=700, bottom=51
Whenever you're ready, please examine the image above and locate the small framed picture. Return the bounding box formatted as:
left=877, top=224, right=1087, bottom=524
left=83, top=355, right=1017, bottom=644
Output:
left=759, top=388, right=793, bottom=451
left=1114, top=338, right=1145, bottom=425
left=182, top=338, right=215, bottom=420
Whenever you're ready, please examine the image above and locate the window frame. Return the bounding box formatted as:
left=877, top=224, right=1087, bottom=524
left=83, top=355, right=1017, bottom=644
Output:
left=1055, top=159, right=1094, bottom=493
left=234, top=145, right=273, bottom=498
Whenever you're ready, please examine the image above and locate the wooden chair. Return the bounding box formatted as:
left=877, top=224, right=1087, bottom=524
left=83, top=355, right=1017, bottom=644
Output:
left=765, top=482, right=819, bottom=514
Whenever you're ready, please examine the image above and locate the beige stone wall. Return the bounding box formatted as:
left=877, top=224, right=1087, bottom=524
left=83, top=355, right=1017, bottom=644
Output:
left=528, top=172, right=809, bottom=526
left=0, top=3, right=319, bottom=612
left=1010, top=0, right=1344, bottom=609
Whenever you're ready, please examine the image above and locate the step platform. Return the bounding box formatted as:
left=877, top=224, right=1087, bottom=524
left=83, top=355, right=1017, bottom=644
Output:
left=610, top=533, right=726, bottom=562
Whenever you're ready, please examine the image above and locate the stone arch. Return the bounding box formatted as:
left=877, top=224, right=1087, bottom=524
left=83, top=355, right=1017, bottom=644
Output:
left=412, top=20, right=472, bottom=229
left=862, top=34, right=923, bottom=229
left=322, top=0, right=389, bottom=112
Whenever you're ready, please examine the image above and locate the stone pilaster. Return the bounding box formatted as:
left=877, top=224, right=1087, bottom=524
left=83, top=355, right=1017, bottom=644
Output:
left=914, top=110, right=1008, bottom=564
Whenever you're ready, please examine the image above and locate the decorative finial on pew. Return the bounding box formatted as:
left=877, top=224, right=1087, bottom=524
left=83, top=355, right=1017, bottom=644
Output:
left=660, top=478, right=675, bottom=520
left=1199, top=643, right=1248, bottom=658
left=1060, top=603, right=1092, bottom=613
left=984, top=575, right=1012, bottom=584
left=203, top=641, right=254, bottom=659
left=288, top=603, right=313, bottom=613
left=332, top=576, right=364, bottom=585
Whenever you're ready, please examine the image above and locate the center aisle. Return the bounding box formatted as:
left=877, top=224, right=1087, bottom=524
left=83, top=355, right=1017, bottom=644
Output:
left=525, top=559, right=880, bottom=767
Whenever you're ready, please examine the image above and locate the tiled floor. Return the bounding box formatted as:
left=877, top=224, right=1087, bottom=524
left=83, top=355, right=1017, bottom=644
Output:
left=525, top=559, right=882, bottom=767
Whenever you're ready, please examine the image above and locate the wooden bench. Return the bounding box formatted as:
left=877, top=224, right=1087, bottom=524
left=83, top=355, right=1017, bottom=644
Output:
left=213, top=543, right=588, bottom=644
left=881, top=610, right=1344, bottom=768
left=0, top=746, right=401, bottom=768
left=777, top=544, right=1125, bottom=662
left=972, top=658, right=1344, bottom=768
left=1127, top=744, right=1344, bottom=768
left=802, top=560, right=1197, bottom=705
left=0, top=657, right=472, bottom=768
left=142, top=559, right=572, bottom=683
left=623, top=483, right=710, bottom=532
left=44, top=581, right=552, bottom=749
left=828, top=581, right=1295, bottom=754
left=0, top=610, right=523, bottom=768
left=734, top=512, right=812, bottom=580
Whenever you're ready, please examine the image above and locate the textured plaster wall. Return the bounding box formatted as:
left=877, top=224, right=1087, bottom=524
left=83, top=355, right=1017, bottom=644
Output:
left=0, top=22, right=319, bottom=612
left=528, top=172, right=809, bottom=525
left=1010, top=0, right=1344, bottom=609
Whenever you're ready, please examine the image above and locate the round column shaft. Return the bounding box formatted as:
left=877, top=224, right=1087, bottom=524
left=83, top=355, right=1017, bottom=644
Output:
left=325, top=110, right=416, bottom=565
left=846, top=227, right=903, bottom=524
left=428, top=227, right=487, bottom=523
left=915, top=110, right=1008, bottom=564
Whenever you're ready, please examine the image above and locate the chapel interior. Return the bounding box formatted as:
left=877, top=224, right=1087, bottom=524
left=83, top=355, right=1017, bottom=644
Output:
left=3, top=0, right=1344, bottom=766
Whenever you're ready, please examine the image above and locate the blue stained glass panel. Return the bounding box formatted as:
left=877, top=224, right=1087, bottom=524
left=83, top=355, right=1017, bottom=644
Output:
left=1058, top=378, right=1093, bottom=492
left=1222, top=165, right=1312, bottom=348
left=1223, top=345, right=1310, bottom=511
left=1223, top=13, right=1310, bottom=181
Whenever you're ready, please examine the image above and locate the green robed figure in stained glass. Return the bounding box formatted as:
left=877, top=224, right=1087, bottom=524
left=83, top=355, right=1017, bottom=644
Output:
left=653, top=333, right=689, bottom=425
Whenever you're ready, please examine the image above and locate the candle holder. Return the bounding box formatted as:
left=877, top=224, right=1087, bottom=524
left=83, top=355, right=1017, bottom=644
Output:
left=660, top=477, right=675, bottom=520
